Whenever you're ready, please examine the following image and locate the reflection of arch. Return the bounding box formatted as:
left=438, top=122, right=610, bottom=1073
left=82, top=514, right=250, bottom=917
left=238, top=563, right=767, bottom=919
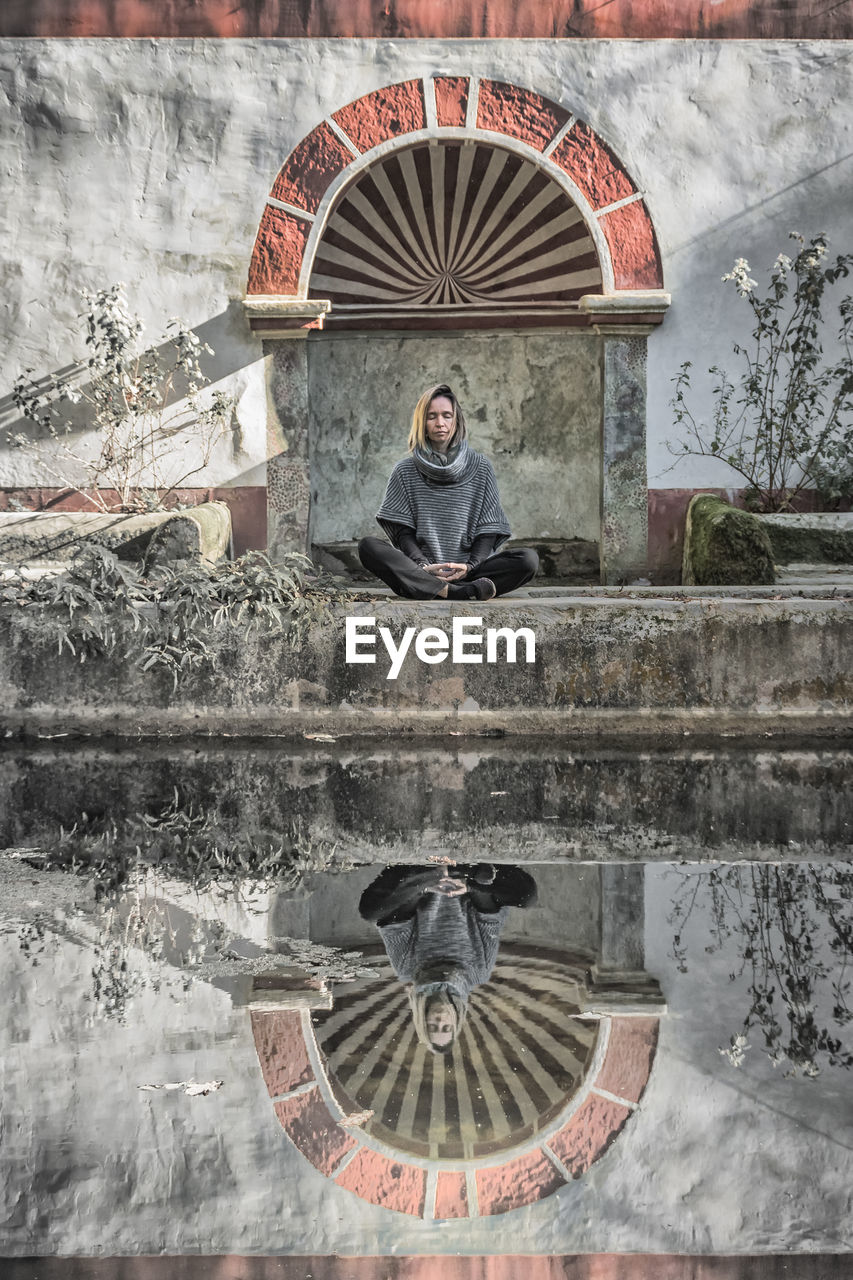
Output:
left=313, top=947, right=601, bottom=1161
left=247, top=76, right=663, bottom=312
left=251, top=945, right=660, bottom=1218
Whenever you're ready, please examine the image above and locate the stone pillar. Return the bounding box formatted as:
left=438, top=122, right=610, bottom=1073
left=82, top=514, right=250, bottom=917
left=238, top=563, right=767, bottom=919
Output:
left=588, top=863, right=665, bottom=1013
left=598, top=863, right=645, bottom=973
left=264, top=339, right=312, bottom=560
left=599, top=329, right=650, bottom=585
left=242, top=298, right=330, bottom=561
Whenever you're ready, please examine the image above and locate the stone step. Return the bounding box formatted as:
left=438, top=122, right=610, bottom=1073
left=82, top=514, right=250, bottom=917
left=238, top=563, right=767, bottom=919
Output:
left=775, top=563, right=853, bottom=587
left=341, top=581, right=853, bottom=601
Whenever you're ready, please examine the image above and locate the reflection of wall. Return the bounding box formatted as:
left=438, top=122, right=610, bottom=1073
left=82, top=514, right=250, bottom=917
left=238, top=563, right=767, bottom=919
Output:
left=256, top=996, right=655, bottom=1216
left=4, top=745, right=850, bottom=863
left=304, top=332, right=601, bottom=549
left=0, top=864, right=850, bottom=1253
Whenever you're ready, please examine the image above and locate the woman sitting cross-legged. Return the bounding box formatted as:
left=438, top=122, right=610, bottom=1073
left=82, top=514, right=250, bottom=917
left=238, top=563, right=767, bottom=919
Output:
left=358, top=383, right=539, bottom=601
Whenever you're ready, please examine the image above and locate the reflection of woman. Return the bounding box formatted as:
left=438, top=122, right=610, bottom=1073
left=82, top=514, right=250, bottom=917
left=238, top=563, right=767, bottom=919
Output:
left=358, top=384, right=539, bottom=601
left=359, top=863, right=537, bottom=1054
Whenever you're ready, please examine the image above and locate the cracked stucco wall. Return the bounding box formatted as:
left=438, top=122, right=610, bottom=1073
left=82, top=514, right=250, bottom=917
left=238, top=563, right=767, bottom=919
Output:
left=0, top=39, right=851, bottom=495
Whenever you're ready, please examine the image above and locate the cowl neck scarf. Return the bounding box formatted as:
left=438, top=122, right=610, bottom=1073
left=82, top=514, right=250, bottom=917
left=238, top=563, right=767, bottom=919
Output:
left=413, top=438, right=476, bottom=485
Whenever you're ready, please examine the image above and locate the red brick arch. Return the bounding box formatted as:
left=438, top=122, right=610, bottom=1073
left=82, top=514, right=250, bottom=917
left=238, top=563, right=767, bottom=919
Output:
left=251, top=1008, right=659, bottom=1218
left=247, top=76, right=663, bottom=300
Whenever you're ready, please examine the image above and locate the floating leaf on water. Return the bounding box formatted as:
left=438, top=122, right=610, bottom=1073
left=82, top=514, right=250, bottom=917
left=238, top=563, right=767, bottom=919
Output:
left=339, top=1109, right=374, bottom=1128
left=138, top=1079, right=223, bottom=1096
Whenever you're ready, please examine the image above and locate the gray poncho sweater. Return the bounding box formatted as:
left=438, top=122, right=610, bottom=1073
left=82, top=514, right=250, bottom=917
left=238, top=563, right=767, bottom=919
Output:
left=376, top=447, right=511, bottom=565
left=379, top=895, right=507, bottom=998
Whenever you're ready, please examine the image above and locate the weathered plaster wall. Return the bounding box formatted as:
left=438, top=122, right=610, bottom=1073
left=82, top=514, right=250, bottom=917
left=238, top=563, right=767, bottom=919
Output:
left=1, top=864, right=849, bottom=1254
left=0, top=39, right=851, bottom=517
left=305, top=332, right=601, bottom=547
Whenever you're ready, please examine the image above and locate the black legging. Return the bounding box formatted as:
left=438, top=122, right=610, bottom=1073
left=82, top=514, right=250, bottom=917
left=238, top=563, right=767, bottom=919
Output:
left=358, top=537, right=539, bottom=600
left=359, top=864, right=538, bottom=925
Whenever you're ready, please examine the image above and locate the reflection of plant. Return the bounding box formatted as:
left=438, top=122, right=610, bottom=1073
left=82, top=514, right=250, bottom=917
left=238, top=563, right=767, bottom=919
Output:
left=9, top=283, right=233, bottom=512
left=13, top=790, right=346, bottom=1023
left=669, top=234, right=853, bottom=512
left=90, top=937, right=150, bottom=1024
left=0, top=545, right=338, bottom=688
left=26, top=788, right=338, bottom=900
left=16, top=918, right=47, bottom=962
left=668, top=864, right=853, bottom=1076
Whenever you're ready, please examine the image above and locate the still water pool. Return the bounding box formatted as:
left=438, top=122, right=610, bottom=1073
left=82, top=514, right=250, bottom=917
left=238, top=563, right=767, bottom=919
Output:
left=1, top=741, right=851, bottom=1267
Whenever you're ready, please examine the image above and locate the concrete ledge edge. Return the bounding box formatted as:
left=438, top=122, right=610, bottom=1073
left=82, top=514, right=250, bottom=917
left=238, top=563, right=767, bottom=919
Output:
left=3, top=707, right=852, bottom=742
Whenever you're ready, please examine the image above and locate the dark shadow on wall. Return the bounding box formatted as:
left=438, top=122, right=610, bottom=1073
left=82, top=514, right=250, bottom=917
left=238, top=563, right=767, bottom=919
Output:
left=0, top=298, right=259, bottom=430
left=668, top=151, right=853, bottom=263
left=0, top=299, right=267, bottom=550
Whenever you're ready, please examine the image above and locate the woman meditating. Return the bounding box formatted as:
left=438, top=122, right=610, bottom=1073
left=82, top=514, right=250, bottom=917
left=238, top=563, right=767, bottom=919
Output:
left=358, top=384, right=539, bottom=601
left=359, top=863, right=538, bottom=1054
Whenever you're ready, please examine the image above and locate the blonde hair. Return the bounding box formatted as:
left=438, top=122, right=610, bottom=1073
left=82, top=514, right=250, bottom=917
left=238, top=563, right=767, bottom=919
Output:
left=407, top=985, right=468, bottom=1055
left=407, top=383, right=467, bottom=452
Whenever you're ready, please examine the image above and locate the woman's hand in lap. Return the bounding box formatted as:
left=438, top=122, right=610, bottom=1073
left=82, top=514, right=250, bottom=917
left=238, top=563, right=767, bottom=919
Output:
left=424, top=562, right=468, bottom=581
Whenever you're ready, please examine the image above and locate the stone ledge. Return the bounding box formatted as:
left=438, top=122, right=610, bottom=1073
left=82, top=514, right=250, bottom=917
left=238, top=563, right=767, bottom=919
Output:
left=1, top=596, right=850, bottom=739
left=759, top=511, right=853, bottom=566
left=0, top=501, right=231, bottom=565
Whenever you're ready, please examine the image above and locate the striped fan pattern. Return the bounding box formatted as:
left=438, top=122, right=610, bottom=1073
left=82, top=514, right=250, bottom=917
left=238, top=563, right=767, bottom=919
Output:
left=308, top=142, right=603, bottom=306
left=311, top=947, right=600, bottom=1161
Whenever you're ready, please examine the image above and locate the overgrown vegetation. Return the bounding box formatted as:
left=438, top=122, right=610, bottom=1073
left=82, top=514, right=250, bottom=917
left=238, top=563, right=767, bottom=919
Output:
left=5, top=788, right=354, bottom=1022
left=9, top=283, right=233, bottom=513
left=7, top=789, right=352, bottom=1022
left=0, top=545, right=338, bottom=687
left=668, top=864, right=853, bottom=1077
left=669, top=233, right=853, bottom=512
left=19, top=788, right=338, bottom=900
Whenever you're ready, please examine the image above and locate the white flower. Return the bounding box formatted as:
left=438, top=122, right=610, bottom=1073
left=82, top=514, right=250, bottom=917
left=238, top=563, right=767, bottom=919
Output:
left=722, top=259, right=758, bottom=295
left=773, top=254, right=793, bottom=274
left=719, top=1032, right=750, bottom=1067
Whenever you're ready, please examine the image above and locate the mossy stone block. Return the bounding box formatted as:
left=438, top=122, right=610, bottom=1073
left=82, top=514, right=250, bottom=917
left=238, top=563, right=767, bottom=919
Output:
left=682, top=494, right=775, bottom=586
left=760, top=518, right=853, bottom=565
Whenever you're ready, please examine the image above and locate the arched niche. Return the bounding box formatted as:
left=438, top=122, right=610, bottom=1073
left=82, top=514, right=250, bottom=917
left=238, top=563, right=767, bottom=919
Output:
left=244, top=77, right=670, bottom=584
